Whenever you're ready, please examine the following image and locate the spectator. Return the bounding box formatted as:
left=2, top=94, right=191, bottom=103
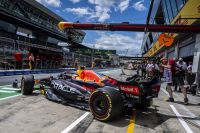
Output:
left=152, top=60, right=160, bottom=77
left=174, top=58, right=189, bottom=104
left=177, top=58, right=187, bottom=77
left=29, top=53, right=35, bottom=70
left=14, top=51, right=22, bottom=69
left=186, top=62, right=196, bottom=94
left=161, top=58, right=174, bottom=102
left=146, top=60, right=151, bottom=76
left=74, top=58, right=80, bottom=69
left=136, top=62, right=141, bottom=75
left=141, top=61, right=147, bottom=77
left=175, top=58, right=187, bottom=92
left=187, top=62, right=193, bottom=75
left=146, top=60, right=159, bottom=77
left=172, top=58, right=178, bottom=92
left=158, top=60, right=164, bottom=81
left=127, top=62, right=133, bottom=70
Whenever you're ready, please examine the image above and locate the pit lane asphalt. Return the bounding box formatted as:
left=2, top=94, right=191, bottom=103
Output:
left=0, top=69, right=200, bottom=133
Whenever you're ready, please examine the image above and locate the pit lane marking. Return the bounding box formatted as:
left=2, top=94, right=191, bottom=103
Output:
left=61, top=112, right=90, bottom=133
left=0, top=84, right=21, bottom=100
left=0, top=87, right=21, bottom=91
left=0, top=90, right=16, bottom=93
left=0, top=94, right=22, bottom=101
left=161, top=88, right=196, bottom=132
left=161, top=87, right=169, bottom=97
left=177, top=104, right=200, bottom=127
left=126, top=110, right=136, bottom=133
left=170, top=105, right=193, bottom=133
left=0, top=84, right=12, bottom=87
left=161, top=86, right=200, bottom=123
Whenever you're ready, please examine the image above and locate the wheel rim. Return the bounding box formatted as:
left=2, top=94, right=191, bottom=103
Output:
left=91, top=94, right=109, bottom=116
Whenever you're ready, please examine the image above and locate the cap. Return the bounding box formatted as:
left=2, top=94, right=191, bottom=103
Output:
left=80, top=66, right=85, bottom=69
left=179, top=58, right=183, bottom=61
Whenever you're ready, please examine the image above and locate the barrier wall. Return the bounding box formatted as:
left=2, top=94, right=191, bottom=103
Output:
left=0, top=68, right=76, bottom=76
left=0, top=67, right=120, bottom=76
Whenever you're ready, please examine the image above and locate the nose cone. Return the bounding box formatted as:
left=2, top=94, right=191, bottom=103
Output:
left=58, top=22, right=73, bottom=30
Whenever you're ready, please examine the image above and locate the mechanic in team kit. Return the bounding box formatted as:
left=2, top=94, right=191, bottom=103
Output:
left=28, top=53, right=35, bottom=70
left=76, top=66, right=86, bottom=80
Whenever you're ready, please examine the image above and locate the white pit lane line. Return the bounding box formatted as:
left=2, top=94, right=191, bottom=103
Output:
left=170, top=105, right=193, bottom=133
left=161, top=87, right=170, bottom=97
left=0, top=85, right=22, bottom=101
left=0, top=90, right=16, bottom=93
left=0, top=87, right=21, bottom=91
left=0, top=94, right=22, bottom=101
left=61, top=112, right=90, bottom=133
left=177, top=104, right=200, bottom=127
left=161, top=88, right=196, bottom=132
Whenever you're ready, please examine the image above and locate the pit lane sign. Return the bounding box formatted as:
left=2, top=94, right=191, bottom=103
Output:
left=144, top=0, right=200, bottom=57
left=158, top=33, right=174, bottom=47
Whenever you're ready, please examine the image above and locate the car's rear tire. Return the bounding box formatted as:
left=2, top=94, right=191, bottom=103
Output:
left=89, top=86, right=123, bottom=121
left=21, top=75, right=34, bottom=95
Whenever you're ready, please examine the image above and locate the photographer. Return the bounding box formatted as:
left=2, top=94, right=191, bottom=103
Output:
left=174, top=58, right=188, bottom=104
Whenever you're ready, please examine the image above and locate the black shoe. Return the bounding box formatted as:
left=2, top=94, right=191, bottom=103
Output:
left=166, top=98, right=174, bottom=102
left=184, top=98, right=189, bottom=105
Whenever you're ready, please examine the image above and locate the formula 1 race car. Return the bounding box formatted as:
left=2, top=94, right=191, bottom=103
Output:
left=21, top=70, right=160, bottom=121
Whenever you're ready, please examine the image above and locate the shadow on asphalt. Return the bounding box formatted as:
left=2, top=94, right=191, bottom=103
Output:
left=134, top=105, right=200, bottom=130
left=22, top=92, right=40, bottom=96
left=105, top=115, right=131, bottom=127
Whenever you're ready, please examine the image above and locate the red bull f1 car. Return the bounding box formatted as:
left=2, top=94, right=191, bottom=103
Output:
left=20, top=69, right=160, bottom=121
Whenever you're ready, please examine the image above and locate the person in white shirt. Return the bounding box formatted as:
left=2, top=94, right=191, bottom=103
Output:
left=175, top=58, right=188, bottom=104
left=176, top=58, right=187, bottom=71
left=146, top=60, right=159, bottom=76
left=187, top=62, right=192, bottom=74
left=127, top=62, right=133, bottom=70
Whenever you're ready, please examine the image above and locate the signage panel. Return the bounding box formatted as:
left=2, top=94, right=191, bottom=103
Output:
left=145, top=0, right=200, bottom=57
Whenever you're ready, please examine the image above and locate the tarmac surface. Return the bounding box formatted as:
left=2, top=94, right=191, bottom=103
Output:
left=0, top=69, right=200, bottom=133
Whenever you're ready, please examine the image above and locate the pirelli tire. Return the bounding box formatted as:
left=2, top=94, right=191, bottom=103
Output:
left=21, top=75, right=34, bottom=95
left=89, top=86, right=123, bottom=121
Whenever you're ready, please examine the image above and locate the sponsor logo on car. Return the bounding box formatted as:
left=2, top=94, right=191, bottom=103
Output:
left=119, top=85, right=139, bottom=95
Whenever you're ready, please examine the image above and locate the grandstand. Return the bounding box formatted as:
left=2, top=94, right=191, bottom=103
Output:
left=0, top=0, right=87, bottom=69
